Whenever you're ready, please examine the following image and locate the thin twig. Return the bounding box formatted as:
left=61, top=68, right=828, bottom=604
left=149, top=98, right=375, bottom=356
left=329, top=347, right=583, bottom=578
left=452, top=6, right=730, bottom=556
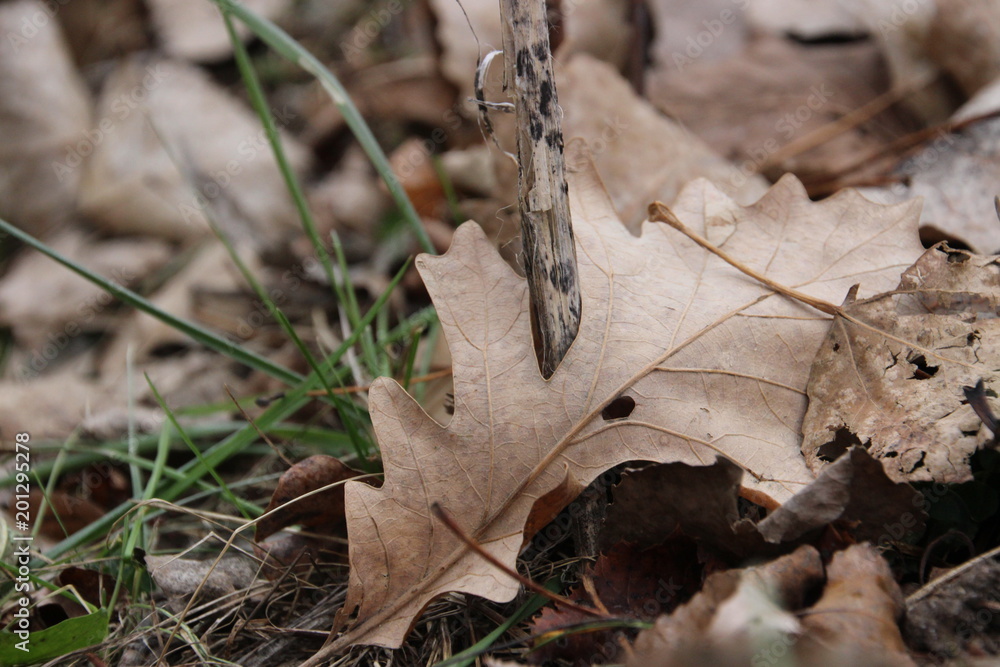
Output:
left=648, top=202, right=839, bottom=315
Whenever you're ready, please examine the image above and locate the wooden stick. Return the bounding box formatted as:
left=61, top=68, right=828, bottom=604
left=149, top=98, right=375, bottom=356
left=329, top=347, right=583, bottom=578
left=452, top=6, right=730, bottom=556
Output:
left=500, top=0, right=581, bottom=378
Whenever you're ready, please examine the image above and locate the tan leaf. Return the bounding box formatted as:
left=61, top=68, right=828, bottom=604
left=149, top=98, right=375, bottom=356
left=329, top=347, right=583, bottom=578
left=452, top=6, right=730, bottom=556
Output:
left=0, top=0, right=92, bottom=236
left=646, top=35, right=912, bottom=182
left=256, top=455, right=362, bottom=542
left=927, top=0, right=1000, bottom=98
left=322, top=146, right=923, bottom=654
left=859, top=113, right=1000, bottom=255
left=802, top=244, right=1000, bottom=484
left=628, top=544, right=913, bottom=667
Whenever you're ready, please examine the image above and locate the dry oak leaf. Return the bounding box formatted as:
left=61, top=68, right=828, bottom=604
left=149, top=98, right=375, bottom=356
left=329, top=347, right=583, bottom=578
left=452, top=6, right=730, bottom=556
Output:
left=320, top=152, right=924, bottom=655
left=803, top=244, right=1000, bottom=484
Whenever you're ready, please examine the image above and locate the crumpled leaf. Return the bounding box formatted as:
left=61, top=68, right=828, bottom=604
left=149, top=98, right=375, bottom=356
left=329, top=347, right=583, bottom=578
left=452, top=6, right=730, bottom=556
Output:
left=321, top=143, right=923, bottom=654
left=256, top=455, right=362, bottom=542
left=628, top=545, right=823, bottom=666
left=628, top=544, right=912, bottom=667
left=796, top=544, right=913, bottom=666
left=803, top=244, right=1000, bottom=485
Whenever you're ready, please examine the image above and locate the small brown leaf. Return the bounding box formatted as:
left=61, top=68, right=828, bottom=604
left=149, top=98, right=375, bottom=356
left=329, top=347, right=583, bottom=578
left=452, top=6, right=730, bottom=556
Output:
left=255, top=455, right=362, bottom=542
left=797, top=544, right=913, bottom=667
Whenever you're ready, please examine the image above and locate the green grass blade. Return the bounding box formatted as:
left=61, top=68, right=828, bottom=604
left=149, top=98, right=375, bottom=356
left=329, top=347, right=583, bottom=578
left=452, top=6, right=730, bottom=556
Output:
left=0, top=218, right=302, bottom=387
left=212, top=0, right=435, bottom=254
left=42, top=259, right=409, bottom=561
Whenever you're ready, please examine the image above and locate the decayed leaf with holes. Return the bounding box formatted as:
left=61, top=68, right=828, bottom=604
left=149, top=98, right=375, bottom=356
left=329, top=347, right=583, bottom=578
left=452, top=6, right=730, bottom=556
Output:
left=321, top=145, right=923, bottom=654
left=803, top=244, right=1000, bottom=484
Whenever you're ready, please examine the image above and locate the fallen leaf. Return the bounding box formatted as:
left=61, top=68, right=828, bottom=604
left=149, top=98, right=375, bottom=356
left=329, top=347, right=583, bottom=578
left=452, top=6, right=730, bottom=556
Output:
left=926, top=0, right=1000, bottom=98
left=0, top=0, right=92, bottom=236
left=602, top=446, right=924, bottom=560
left=646, top=35, right=913, bottom=183
left=256, top=455, right=363, bottom=542
left=320, top=143, right=923, bottom=654
left=77, top=57, right=310, bottom=247
left=0, top=229, right=171, bottom=348
left=859, top=114, right=1000, bottom=255
left=558, top=54, right=769, bottom=231
left=842, top=0, right=953, bottom=124
left=646, top=0, right=750, bottom=73
left=905, top=554, right=1000, bottom=659
left=802, top=244, right=1000, bottom=485
left=797, top=544, right=913, bottom=666
left=628, top=545, right=822, bottom=666
left=629, top=543, right=912, bottom=666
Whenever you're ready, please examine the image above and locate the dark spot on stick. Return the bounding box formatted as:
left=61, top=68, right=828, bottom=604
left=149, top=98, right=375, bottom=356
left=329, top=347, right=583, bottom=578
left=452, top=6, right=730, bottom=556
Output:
left=516, top=47, right=530, bottom=79
left=539, top=80, right=553, bottom=116
left=530, top=116, right=543, bottom=141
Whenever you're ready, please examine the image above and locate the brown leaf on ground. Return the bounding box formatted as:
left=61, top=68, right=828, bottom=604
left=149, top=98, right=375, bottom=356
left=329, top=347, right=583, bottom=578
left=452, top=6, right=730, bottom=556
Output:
left=803, top=244, right=1000, bottom=485
left=148, top=0, right=291, bottom=62
left=256, top=455, right=363, bottom=542
left=0, top=0, right=92, bottom=237
left=646, top=0, right=749, bottom=73
left=646, top=35, right=913, bottom=183
left=797, top=544, right=913, bottom=667
left=529, top=539, right=703, bottom=666
left=317, top=143, right=923, bottom=654
left=860, top=112, right=1000, bottom=255
left=0, top=229, right=171, bottom=349
left=628, top=544, right=822, bottom=666
left=629, top=543, right=912, bottom=667
left=927, top=0, right=1000, bottom=98
left=77, top=57, right=310, bottom=246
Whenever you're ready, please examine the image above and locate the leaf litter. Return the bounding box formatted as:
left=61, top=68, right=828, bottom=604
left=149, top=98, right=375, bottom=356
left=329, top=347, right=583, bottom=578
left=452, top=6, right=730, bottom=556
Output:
left=7, top=1, right=1000, bottom=665
left=316, top=140, right=924, bottom=656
